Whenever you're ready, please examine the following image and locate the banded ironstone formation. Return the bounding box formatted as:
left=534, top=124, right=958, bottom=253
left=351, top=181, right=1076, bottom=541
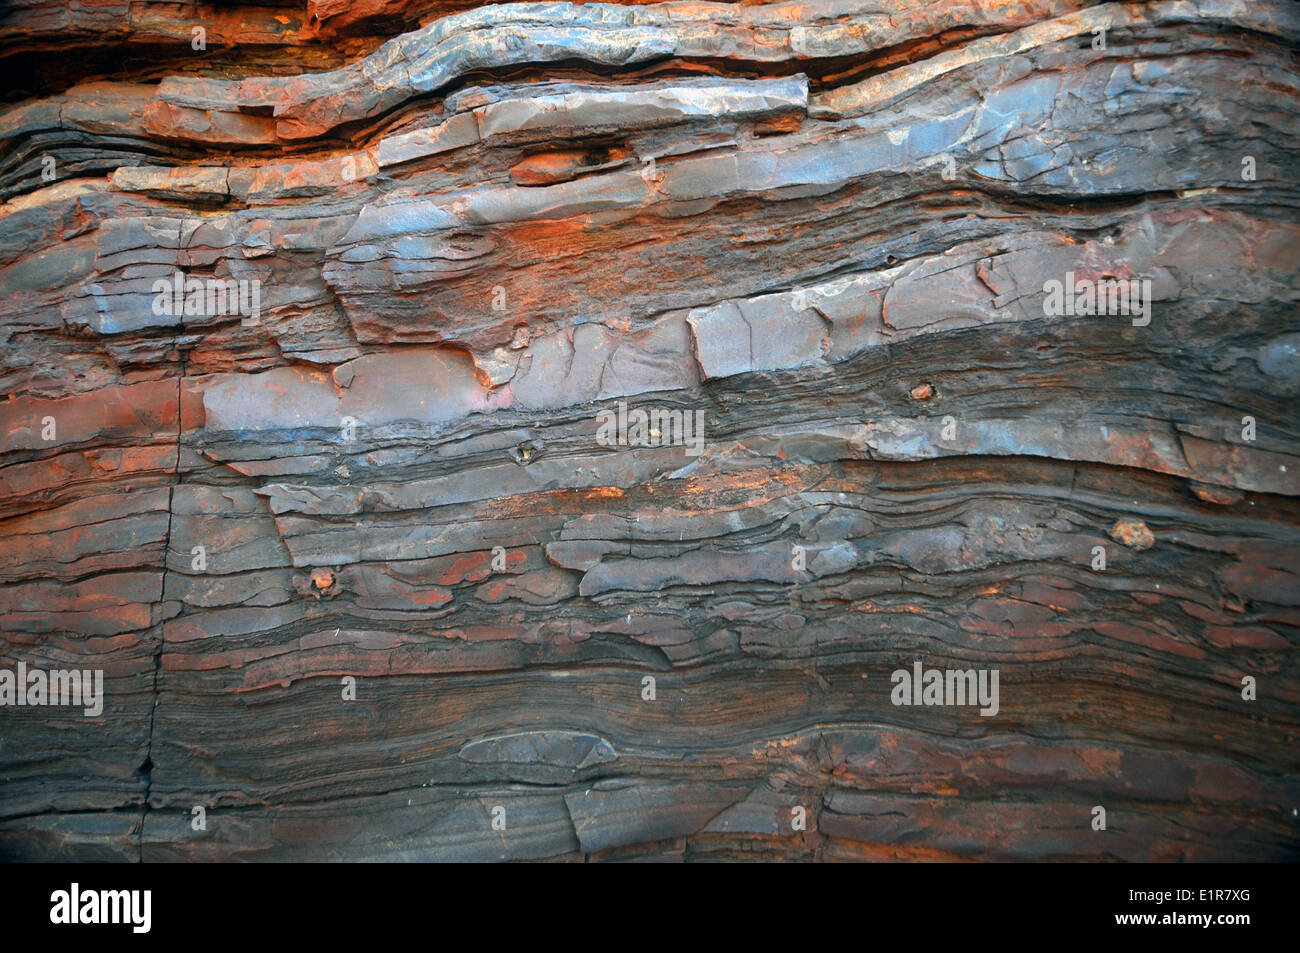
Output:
left=1, top=0, right=1298, bottom=861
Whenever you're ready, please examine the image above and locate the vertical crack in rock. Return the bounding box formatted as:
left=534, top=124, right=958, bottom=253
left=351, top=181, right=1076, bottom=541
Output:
left=136, top=310, right=186, bottom=863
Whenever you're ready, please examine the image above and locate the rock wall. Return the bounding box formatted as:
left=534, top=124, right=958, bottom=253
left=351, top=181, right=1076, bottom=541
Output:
left=1, top=0, right=1297, bottom=861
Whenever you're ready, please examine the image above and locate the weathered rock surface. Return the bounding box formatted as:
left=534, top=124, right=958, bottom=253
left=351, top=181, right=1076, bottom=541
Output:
left=0, top=0, right=1297, bottom=861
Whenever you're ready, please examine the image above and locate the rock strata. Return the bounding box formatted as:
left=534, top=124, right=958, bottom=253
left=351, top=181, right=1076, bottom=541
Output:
left=1, top=0, right=1297, bottom=861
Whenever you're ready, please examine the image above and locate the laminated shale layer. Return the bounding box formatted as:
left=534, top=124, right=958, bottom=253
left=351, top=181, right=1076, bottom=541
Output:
left=0, top=0, right=1297, bottom=861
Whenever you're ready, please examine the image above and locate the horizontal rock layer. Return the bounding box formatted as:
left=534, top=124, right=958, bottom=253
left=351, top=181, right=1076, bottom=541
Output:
left=0, top=0, right=1297, bottom=861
